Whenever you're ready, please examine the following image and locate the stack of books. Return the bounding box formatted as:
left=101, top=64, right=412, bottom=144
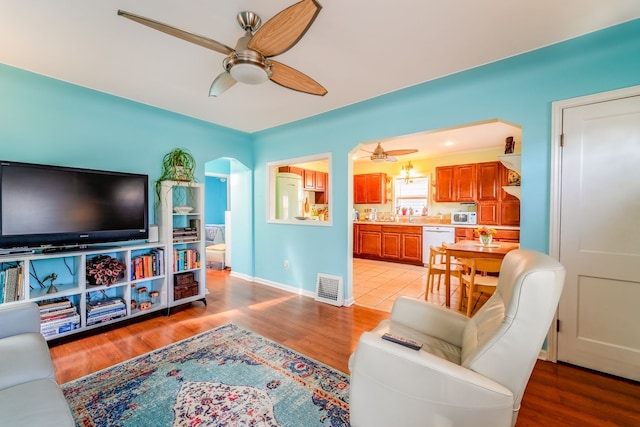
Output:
left=0, top=264, right=23, bottom=303
left=86, top=297, right=127, bottom=326
left=131, top=248, right=165, bottom=280
left=172, top=227, right=199, bottom=243
left=38, top=297, right=80, bottom=338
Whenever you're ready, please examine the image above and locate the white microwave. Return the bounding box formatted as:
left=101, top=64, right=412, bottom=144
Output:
left=451, top=212, right=477, bottom=225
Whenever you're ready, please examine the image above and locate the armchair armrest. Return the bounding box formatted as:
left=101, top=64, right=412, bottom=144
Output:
left=390, top=296, right=470, bottom=348
left=0, top=302, right=41, bottom=339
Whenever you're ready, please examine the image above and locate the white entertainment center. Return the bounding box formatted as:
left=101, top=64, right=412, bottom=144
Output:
left=0, top=180, right=207, bottom=340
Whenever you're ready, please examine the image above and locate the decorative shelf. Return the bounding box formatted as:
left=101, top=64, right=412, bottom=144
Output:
left=498, top=153, right=521, bottom=175
left=502, top=185, right=521, bottom=199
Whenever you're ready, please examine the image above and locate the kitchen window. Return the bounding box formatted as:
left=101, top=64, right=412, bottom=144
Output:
left=394, top=177, right=429, bottom=212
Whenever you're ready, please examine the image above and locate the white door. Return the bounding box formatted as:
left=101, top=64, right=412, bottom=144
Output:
left=557, top=93, right=640, bottom=380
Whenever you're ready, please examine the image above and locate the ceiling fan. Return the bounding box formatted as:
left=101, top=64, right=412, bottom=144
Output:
left=363, top=143, right=418, bottom=162
left=117, top=0, right=327, bottom=97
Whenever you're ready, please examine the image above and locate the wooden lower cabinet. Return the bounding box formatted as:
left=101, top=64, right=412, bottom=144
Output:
left=401, top=232, right=423, bottom=264
left=382, top=231, right=401, bottom=259
left=358, top=224, right=382, bottom=257
left=455, top=227, right=520, bottom=243
left=354, top=224, right=422, bottom=265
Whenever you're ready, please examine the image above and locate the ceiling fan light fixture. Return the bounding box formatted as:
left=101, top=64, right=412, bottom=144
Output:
left=230, top=63, right=270, bottom=84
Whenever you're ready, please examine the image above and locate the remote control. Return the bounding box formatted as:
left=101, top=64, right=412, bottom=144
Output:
left=381, top=333, right=423, bottom=350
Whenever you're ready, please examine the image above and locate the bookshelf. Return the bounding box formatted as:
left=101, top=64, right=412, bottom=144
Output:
left=0, top=243, right=167, bottom=340
left=156, top=181, right=206, bottom=311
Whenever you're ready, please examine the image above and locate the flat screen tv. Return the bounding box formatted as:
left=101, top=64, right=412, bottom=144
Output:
left=0, top=161, right=149, bottom=251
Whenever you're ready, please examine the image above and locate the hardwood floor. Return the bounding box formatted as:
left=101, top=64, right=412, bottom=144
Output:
left=49, top=269, right=640, bottom=426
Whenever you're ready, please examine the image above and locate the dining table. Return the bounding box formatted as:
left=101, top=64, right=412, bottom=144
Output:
left=444, top=239, right=520, bottom=308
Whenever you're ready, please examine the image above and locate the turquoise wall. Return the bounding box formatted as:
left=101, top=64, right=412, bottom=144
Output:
left=2, top=19, right=640, bottom=299
left=251, top=19, right=640, bottom=296
left=0, top=63, right=254, bottom=276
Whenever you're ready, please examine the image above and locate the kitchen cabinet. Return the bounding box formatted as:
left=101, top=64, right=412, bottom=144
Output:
left=400, top=230, right=423, bottom=264
left=476, top=162, right=500, bottom=201
left=315, top=171, right=326, bottom=191
left=455, top=227, right=520, bottom=243
left=456, top=164, right=476, bottom=201
left=438, top=161, right=520, bottom=226
left=381, top=230, right=401, bottom=259
left=280, top=166, right=328, bottom=204
left=354, top=173, right=387, bottom=204
left=358, top=224, right=382, bottom=257
left=354, top=224, right=422, bottom=265
left=303, top=169, right=316, bottom=189
left=477, top=201, right=499, bottom=225
left=278, top=166, right=303, bottom=176
left=500, top=201, right=521, bottom=226
left=435, top=164, right=476, bottom=202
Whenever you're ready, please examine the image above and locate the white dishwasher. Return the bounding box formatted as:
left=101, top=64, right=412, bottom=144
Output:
left=422, top=226, right=455, bottom=265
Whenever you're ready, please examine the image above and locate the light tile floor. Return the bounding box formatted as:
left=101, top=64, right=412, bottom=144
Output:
left=353, top=258, right=474, bottom=314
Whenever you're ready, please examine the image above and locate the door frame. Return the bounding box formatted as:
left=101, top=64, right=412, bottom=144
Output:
left=548, top=84, right=640, bottom=362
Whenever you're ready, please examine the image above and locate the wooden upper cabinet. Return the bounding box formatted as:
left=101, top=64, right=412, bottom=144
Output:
left=476, top=162, right=500, bottom=201
left=456, top=164, right=476, bottom=201
left=354, top=174, right=368, bottom=204
left=278, top=166, right=303, bottom=176
left=435, top=166, right=455, bottom=202
left=354, top=173, right=387, bottom=204
left=315, top=171, right=326, bottom=191
left=303, top=169, right=316, bottom=190
left=500, top=201, right=521, bottom=226
left=435, top=164, right=476, bottom=202
left=477, top=201, right=499, bottom=225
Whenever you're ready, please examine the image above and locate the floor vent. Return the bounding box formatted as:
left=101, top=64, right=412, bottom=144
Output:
left=315, top=273, right=344, bottom=306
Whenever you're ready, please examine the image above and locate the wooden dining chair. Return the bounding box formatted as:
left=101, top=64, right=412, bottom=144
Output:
left=425, top=245, right=464, bottom=300
left=459, top=258, right=503, bottom=316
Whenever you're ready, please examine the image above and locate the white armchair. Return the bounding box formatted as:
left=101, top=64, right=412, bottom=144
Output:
left=349, top=249, right=566, bottom=427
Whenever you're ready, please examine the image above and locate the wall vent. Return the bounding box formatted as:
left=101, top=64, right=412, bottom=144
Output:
left=315, top=273, right=344, bottom=306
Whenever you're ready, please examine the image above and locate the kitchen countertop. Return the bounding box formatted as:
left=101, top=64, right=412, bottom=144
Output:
left=354, top=220, right=520, bottom=230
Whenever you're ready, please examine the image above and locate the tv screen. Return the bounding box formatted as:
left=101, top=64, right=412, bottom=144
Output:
left=0, top=161, right=149, bottom=250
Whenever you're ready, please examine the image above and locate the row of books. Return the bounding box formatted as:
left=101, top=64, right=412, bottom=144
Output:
left=131, top=248, right=165, bottom=280
left=38, top=297, right=80, bottom=338
left=86, top=297, right=127, bottom=326
left=0, top=264, right=23, bottom=303
left=173, top=227, right=199, bottom=243
left=173, top=249, right=200, bottom=272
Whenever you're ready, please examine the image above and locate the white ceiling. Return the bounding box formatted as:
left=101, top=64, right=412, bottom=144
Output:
left=353, top=119, right=522, bottom=162
left=2, top=1, right=640, bottom=134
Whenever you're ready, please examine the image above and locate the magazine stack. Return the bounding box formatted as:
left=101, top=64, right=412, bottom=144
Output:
left=86, top=297, right=127, bottom=326
left=38, top=297, right=80, bottom=338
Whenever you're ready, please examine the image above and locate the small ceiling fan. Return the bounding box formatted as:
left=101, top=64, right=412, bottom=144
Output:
left=118, top=0, right=327, bottom=97
left=363, top=143, right=418, bottom=162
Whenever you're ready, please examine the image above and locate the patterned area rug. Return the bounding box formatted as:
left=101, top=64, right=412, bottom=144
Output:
left=62, top=324, right=350, bottom=426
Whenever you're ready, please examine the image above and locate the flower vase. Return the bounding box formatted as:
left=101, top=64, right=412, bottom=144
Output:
left=480, top=234, right=493, bottom=246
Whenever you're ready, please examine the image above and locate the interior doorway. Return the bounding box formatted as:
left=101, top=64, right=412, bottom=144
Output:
left=350, top=119, right=522, bottom=312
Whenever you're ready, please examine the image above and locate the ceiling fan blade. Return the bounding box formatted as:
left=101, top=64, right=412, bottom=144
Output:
left=386, top=156, right=398, bottom=162
left=209, top=72, right=237, bottom=97
left=385, top=149, right=418, bottom=156
left=269, top=60, right=327, bottom=96
left=118, top=10, right=234, bottom=55
left=248, top=0, right=322, bottom=57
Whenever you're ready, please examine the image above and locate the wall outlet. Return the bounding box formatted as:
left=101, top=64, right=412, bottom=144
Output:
left=283, top=259, right=289, bottom=269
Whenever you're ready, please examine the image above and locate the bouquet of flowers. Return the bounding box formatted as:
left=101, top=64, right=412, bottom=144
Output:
left=474, top=226, right=497, bottom=237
